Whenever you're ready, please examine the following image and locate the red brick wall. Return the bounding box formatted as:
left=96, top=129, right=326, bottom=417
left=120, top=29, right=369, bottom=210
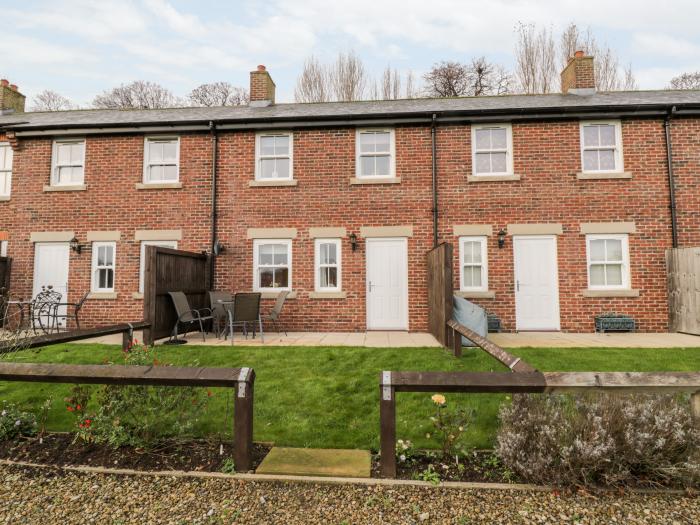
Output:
left=0, top=117, right=688, bottom=332
left=671, top=117, right=700, bottom=246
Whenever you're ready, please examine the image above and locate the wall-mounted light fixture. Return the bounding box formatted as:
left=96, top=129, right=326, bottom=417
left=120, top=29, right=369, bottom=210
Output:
left=69, top=236, right=82, bottom=254
left=349, top=232, right=358, bottom=252
left=213, top=239, right=225, bottom=256
left=497, top=229, right=507, bottom=249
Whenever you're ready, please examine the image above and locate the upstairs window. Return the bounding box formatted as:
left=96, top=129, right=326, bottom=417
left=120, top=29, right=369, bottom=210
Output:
left=91, top=242, right=116, bottom=293
left=144, top=137, right=180, bottom=183
left=580, top=121, right=623, bottom=173
left=586, top=234, right=630, bottom=290
left=51, top=138, right=85, bottom=186
left=315, top=239, right=341, bottom=292
left=356, top=129, right=395, bottom=178
left=459, top=236, right=488, bottom=292
left=254, top=239, right=292, bottom=292
left=0, top=142, right=12, bottom=197
left=255, top=132, right=292, bottom=180
left=472, top=124, right=513, bottom=176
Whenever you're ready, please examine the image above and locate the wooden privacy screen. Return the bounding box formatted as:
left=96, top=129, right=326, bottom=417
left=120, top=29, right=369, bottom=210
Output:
left=666, top=247, right=700, bottom=335
left=426, top=243, right=453, bottom=346
left=143, top=247, right=211, bottom=345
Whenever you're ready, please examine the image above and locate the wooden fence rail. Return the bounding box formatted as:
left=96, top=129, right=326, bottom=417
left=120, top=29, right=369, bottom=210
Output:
left=0, top=361, right=256, bottom=471
left=379, top=370, right=700, bottom=478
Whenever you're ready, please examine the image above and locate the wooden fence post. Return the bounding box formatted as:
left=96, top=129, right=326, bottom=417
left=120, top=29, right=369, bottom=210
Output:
left=379, top=371, right=397, bottom=478
left=234, top=368, right=255, bottom=472
left=452, top=326, right=462, bottom=358
left=691, top=392, right=700, bottom=424
left=121, top=324, right=134, bottom=351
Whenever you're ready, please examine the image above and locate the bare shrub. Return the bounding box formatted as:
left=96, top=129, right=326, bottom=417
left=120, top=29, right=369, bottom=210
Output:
left=497, top=393, right=700, bottom=487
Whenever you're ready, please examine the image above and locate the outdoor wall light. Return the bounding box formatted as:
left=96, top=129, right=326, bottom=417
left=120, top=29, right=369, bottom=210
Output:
left=349, top=232, right=358, bottom=252
left=497, top=229, right=507, bottom=249
left=69, top=236, right=82, bottom=254
left=213, top=239, right=225, bottom=256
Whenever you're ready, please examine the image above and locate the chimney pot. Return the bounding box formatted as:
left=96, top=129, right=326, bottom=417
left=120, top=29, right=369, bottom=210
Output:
left=574, top=50, right=584, bottom=58
left=9, top=84, right=17, bottom=91
left=0, top=80, right=8, bottom=87
left=257, top=65, right=266, bottom=71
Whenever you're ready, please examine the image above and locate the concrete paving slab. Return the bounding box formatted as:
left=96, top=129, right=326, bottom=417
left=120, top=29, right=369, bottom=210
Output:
left=255, top=447, right=371, bottom=478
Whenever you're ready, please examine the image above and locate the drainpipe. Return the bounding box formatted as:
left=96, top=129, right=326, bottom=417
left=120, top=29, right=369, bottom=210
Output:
left=209, top=121, right=218, bottom=288
left=664, top=107, right=679, bottom=248
left=431, top=113, right=438, bottom=247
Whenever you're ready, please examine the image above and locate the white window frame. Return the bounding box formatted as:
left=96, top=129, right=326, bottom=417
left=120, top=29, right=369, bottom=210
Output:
left=585, top=234, right=631, bottom=290
left=51, top=138, right=86, bottom=186
left=91, top=242, right=116, bottom=293
left=0, top=142, right=12, bottom=197
left=254, top=131, right=293, bottom=181
left=579, top=120, right=624, bottom=174
left=314, top=238, right=342, bottom=292
left=139, top=240, right=178, bottom=293
left=143, top=136, right=180, bottom=184
left=355, top=128, right=396, bottom=179
left=459, top=236, right=488, bottom=292
left=0, top=240, right=7, bottom=257
left=253, top=239, right=292, bottom=292
left=471, top=123, right=514, bottom=176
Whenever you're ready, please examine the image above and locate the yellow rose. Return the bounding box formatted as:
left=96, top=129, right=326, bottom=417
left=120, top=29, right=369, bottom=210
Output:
left=431, top=394, right=446, bottom=406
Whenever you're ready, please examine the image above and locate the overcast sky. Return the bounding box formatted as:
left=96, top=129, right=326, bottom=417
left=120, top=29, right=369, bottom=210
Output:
left=2, top=0, right=699, bottom=106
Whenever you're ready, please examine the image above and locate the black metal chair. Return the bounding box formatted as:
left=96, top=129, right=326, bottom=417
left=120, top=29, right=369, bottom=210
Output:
left=261, top=290, right=289, bottom=336
left=168, top=291, right=213, bottom=342
left=225, top=292, right=262, bottom=345
left=209, top=290, right=233, bottom=338
left=53, top=291, right=90, bottom=331
left=30, top=286, right=62, bottom=335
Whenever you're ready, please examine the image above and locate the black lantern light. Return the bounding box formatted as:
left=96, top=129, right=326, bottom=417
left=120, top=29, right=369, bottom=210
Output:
left=69, top=236, right=82, bottom=254
left=497, top=229, right=507, bottom=249
left=213, top=239, right=225, bottom=256
left=349, top=232, right=358, bottom=252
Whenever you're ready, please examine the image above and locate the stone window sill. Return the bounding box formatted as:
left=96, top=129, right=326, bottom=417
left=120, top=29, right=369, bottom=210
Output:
left=0, top=196, right=10, bottom=201
left=249, top=179, right=298, bottom=187
left=309, top=291, right=347, bottom=299
left=43, top=184, right=87, bottom=192
left=88, top=292, right=118, bottom=300
left=455, top=290, right=496, bottom=299
left=260, top=291, right=297, bottom=300
left=350, top=177, right=401, bottom=185
left=582, top=289, right=640, bottom=298
left=132, top=292, right=144, bottom=300
left=467, top=174, right=521, bottom=182
left=576, top=171, right=632, bottom=180
left=135, top=182, right=183, bottom=190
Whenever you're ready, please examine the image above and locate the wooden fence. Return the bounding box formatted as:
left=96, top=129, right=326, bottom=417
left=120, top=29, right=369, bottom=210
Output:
left=666, top=247, right=700, bottom=335
left=0, top=361, right=256, bottom=471
left=427, top=243, right=453, bottom=347
left=143, top=247, right=211, bottom=345
left=379, top=370, right=700, bottom=478
left=0, top=256, right=10, bottom=328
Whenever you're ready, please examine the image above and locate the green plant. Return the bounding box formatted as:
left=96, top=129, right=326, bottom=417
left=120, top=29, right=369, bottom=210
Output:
left=425, top=394, right=473, bottom=457
left=396, top=438, right=416, bottom=463
left=413, top=464, right=441, bottom=485
left=87, top=344, right=209, bottom=450
left=220, top=457, right=235, bottom=474
left=37, top=397, right=52, bottom=442
left=0, top=401, right=37, bottom=440
left=64, top=385, right=95, bottom=443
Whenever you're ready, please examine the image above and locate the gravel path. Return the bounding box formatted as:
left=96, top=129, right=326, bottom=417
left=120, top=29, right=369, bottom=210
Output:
left=0, top=464, right=698, bottom=524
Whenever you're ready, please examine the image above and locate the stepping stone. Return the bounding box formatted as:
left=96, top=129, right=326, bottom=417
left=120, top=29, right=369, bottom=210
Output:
left=256, top=447, right=371, bottom=478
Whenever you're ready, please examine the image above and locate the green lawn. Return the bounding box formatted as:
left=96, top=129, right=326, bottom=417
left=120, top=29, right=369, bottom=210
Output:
left=1, top=344, right=700, bottom=450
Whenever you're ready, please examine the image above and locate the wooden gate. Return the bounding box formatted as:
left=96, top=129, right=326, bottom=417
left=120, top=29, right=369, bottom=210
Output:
left=666, top=247, right=700, bottom=335
left=143, top=247, right=211, bottom=345
left=426, top=243, right=453, bottom=346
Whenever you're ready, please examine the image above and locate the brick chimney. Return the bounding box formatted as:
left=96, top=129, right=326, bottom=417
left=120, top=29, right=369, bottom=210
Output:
left=0, top=79, right=26, bottom=113
left=249, top=65, right=275, bottom=107
left=561, top=51, right=595, bottom=95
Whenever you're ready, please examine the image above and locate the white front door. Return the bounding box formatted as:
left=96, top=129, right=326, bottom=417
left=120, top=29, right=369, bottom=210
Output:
left=366, top=238, right=408, bottom=330
left=513, top=236, right=560, bottom=331
left=33, top=243, right=70, bottom=328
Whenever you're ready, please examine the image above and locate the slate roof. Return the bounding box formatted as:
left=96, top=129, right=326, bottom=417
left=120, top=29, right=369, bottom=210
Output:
left=2, top=90, right=700, bottom=131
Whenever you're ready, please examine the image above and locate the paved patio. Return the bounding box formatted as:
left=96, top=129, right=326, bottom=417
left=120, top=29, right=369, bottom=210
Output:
left=491, top=331, right=700, bottom=348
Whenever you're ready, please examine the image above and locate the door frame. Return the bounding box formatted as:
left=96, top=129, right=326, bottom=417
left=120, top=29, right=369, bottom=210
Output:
left=32, top=242, right=71, bottom=328
left=365, top=237, right=409, bottom=331
left=512, top=234, right=561, bottom=331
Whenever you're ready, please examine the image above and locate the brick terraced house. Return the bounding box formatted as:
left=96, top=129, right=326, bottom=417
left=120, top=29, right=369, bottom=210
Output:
left=1, top=55, right=700, bottom=333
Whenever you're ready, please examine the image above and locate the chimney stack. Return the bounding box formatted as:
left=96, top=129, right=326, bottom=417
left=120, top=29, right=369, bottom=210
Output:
left=561, top=51, right=596, bottom=95
left=0, top=79, right=26, bottom=114
left=249, top=65, right=275, bottom=107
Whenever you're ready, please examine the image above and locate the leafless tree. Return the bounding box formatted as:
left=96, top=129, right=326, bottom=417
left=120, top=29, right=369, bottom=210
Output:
left=381, top=67, right=403, bottom=100
left=294, top=56, right=329, bottom=103
left=669, top=72, right=700, bottom=90
left=423, top=61, right=470, bottom=97
left=330, top=51, right=367, bottom=102
left=423, top=58, right=512, bottom=97
left=92, top=81, right=180, bottom=109
left=514, top=23, right=558, bottom=94
left=404, top=70, right=417, bottom=99
left=30, top=90, right=75, bottom=111
left=188, top=82, right=248, bottom=107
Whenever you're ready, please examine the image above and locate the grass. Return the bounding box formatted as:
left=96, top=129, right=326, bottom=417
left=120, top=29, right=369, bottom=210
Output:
left=1, top=343, right=699, bottom=451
